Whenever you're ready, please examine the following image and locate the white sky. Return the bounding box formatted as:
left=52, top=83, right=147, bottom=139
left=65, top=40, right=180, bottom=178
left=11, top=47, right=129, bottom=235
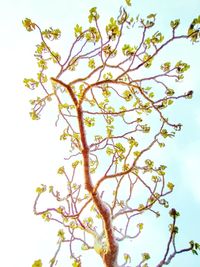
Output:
left=0, top=0, right=200, bottom=266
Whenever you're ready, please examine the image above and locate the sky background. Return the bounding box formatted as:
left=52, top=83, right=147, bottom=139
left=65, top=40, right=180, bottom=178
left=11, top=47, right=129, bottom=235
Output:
left=0, top=0, right=200, bottom=266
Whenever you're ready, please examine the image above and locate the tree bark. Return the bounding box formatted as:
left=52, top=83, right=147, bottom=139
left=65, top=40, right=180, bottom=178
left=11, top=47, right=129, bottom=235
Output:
left=77, top=104, right=119, bottom=266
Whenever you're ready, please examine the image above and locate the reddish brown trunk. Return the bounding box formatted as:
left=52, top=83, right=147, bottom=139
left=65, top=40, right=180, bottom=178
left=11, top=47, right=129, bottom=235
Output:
left=103, top=250, right=119, bottom=267
left=76, top=104, right=119, bottom=266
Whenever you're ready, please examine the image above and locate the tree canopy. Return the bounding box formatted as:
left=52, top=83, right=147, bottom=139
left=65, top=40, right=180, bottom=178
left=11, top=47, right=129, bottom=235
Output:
left=23, top=1, right=200, bottom=266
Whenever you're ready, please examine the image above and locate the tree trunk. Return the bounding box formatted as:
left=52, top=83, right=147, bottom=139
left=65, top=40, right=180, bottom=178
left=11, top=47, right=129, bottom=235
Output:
left=103, top=251, right=119, bottom=267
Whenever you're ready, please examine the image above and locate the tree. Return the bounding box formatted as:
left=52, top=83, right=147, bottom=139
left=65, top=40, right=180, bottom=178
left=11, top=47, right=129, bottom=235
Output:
left=23, top=1, right=200, bottom=266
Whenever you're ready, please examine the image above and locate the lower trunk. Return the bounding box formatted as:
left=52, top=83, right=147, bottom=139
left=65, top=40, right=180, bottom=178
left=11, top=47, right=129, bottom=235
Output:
left=103, top=250, right=118, bottom=267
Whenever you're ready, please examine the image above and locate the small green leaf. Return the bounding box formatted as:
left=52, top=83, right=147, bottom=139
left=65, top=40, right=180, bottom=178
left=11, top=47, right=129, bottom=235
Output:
left=142, top=252, right=150, bottom=261
left=124, top=253, right=131, bottom=263
left=161, top=129, right=175, bottom=138
left=141, top=124, right=150, bottom=133
left=176, top=60, right=190, bottom=73
left=57, top=229, right=65, bottom=240
left=195, top=242, right=200, bottom=250
left=72, top=260, right=81, bottom=267
left=74, top=24, right=83, bottom=37
left=106, top=17, right=120, bottom=40
left=85, top=27, right=100, bottom=43
left=151, top=31, right=164, bottom=44
left=88, top=7, right=99, bottom=23
left=122, top=44, right=135, bottom=56
left=106, top=147, right=114, bottom=156
left=147, top=14, right=156, bottom=19
left=167, top=182, right=174, bottom=191
left=41, top=211, right=51, bottom=222
left=159, top=142, right=165, bottom=148
left=42, top=27, right=61, bottom=40
left=51, top=51, right=61, bottom=63
left=36, top=185, right=46, bottom=193
left=30, top=111, right=40, bottom=120
left=166, top=88, right=175, bottom=96
left=187, top=16, right=200, bottom=43
left=103, top=72, right=113, bottom=80
left=144, top=14, right=156, bottom=28
left=138, top=204, right=145, bottom=210
left=169, top=224, right=179, bottom=234
left=23, top=78, right=39, bottom=89
left=22, top=18, right=35, bottom=32
left=37, top=58, right=48, bottom=69
left=32, top=259, right=42, bottom=267
left=84, top=117, right=95, bottom=127
left=102, top=88, right=111, bottom=98
left=57, top=166, right=65, bottom=174
left=170, top=19, right=180, bottom=30
left=49, top=186, right=53, bottom=193
left=128, top=138, right=138, bottom=148
left=115, top=143, right=126, bottom=155
left=161, top=62, right=171, bottom=72
left=88, top=58, right=95, bottom=69
left=148, top=92, right=154, bottom=98
left=168, top=99, right=173, bottom=105
left=72, top=160, right=80, bottom=168
left=134, top=151, right=141, bottom=157
left=123, top=90, right=133, bottom=101
left=161, top=129, right=168, bottom=138
left=57, top=206, right=64, bottom=214
left=137, top=223, right=144, bottom=231
left=143, top=54, right=153, bottom=68
left=60, top=129, right=69, bottom=140
left=125, top=0, right=132, bottom=6
left=192, top=249, right=198, bottom=255
left=37, top=73, right=48, bottom=83
left=81, top=244, right=89, bottom=250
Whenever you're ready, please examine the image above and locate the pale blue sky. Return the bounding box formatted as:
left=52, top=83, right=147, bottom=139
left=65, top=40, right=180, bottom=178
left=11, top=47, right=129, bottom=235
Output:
left=0, top=0, right=200, bottom=266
